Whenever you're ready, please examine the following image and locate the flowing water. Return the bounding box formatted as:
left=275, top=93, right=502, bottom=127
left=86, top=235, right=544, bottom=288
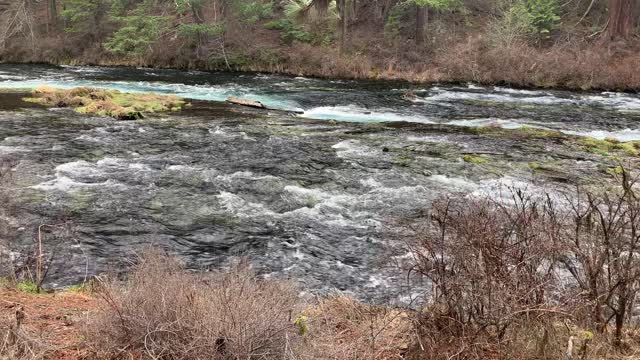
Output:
left=0, top=64, right=639, bottom=301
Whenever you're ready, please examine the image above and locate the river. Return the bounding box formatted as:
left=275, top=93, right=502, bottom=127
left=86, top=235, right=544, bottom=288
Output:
left=0, top=64, right=638, bottom=302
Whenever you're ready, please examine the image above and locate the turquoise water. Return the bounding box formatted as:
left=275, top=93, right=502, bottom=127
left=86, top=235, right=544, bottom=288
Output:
left=1, top=64, right=640, bottom=140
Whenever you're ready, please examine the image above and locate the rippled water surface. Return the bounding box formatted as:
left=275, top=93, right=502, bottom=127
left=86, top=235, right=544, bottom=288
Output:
left=0, top=64, right=639, bottom=301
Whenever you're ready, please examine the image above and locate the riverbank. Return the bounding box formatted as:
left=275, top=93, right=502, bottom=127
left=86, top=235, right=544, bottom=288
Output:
left=4, top=37, right=640, bottom=93
left=2, top=248, right=638, bottom=360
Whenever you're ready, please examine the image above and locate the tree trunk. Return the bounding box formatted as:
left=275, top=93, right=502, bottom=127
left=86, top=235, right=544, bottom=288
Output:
left=48, top=0, right=57, bottom=29
left=606, top=0, right=636, bottom=39
left=415, top=5, right=424, bottom=46
left=191, top=3, right=205, bottom=58
left=614, top=282, right=628, bottom=346
left=338, top=0, right=348, bottom=54
left=313, top=0, right=330, bottom=17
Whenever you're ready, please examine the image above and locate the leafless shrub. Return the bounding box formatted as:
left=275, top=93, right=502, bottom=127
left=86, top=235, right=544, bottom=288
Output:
left=84, top=249, right=301, bottom=359
left=0, top=0, right=35, bottom=53
left=407, top=188, right=571, bottom=358
left=407, top=171, right=640, bottom=358
left=560, top=171, right=640, bottom=346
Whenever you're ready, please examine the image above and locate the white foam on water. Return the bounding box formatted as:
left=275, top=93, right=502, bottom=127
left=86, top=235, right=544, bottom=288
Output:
left=283, top=185, right=355, bottom=209
left=428, top=174, right=478, bottom=191
left=96, top=157, right=129, bottom=167
left=405, top=135, right=451, bottom=143
left=582, top=92, right=640, bottom=112
left=0, top=145, right=30, bottom=153
left=74, top=134, right=103, bottom=143
left=360, top=177, right=383, bottom=189
left=167, top=164, right=203, bottom=172
left=420, top=89, right=576, bottom=105
left=216, top=171, right=278, bottom=182
left=331, top=139, right=377, bottom=158
left=32, top=176, right=114, bottom=192
left=301, top=105, right=434, bottom=123
left=562, top=128, right=640, bottom=142
left=216, top=191, right=276, bottom=218
left=209, top=126, right=227, bottom=135
left=31, top=158, right=152, bottom=192
left=493, top=86, right=552, bottom=96
left=128, top=163, right=151, bottom=171
left=365, top=275, right=387, bottom=288
left=443, top=117, right=533, bottom=130
left=56, top=160, right=105, bottom=178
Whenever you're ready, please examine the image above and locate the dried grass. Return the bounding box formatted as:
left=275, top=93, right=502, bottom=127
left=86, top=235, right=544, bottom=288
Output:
left=300, top=296, right=412, bottom=359
left=0, top=309, right=48, bottom=360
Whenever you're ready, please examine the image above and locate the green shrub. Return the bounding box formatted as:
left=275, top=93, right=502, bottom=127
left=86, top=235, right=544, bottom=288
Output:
left=178, top=23, right=224, bottom=39
left=61, top=0, right=110, bottom=33
left=384, top=3, right=407, bottom=43
left=230, top=0, right=274, bottom=23
left=524, top=0, right=560, bottom=36
left=16, top=281, right=39, bottom=293
left=265, top=19, right=314, bottom=43
left=491, top=0, right=559, bottom=46
left=104, top=15, right=172, bottom=57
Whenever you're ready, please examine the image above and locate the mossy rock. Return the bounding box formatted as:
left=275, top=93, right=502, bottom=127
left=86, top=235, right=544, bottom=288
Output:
left=512, top=126, right=565, bottom=139
left=579, top=137, right=638, bottom=157
left=463, top=154, right=488, bottom=164
left=24, top=86, right=188, bottom=120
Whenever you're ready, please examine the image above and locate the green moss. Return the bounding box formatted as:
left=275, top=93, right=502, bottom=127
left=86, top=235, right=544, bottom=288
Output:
left=466, top=126, right=493, bottom=135
left=463, top=125, right=565, bottom=140
left=463, top=154, right=488, bottom=164
left=579, top=137, right=638, bottom=157
left=606, top=166, right=625, bottom=176
left=66, top=283, right=91, bottom=293
left=512, top=126, right=565, bottom=139
left=24, top=86, right=187, bottom=120
left=528, top=162, right=543, bottom=170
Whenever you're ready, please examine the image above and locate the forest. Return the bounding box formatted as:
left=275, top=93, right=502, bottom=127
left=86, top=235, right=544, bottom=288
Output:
left=0, top=0, right=638, bottom=89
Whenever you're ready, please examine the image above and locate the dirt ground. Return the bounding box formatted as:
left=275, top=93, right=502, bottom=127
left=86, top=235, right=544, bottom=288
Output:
left=1, top=288, right=97, bottom=359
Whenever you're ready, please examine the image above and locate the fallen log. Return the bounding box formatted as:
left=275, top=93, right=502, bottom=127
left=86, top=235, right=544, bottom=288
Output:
left=226, top=97, right=267, bottom=109
left=225, top=97, right=304, bottom=114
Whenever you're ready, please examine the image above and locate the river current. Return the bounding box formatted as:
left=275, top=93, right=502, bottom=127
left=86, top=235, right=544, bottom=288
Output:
left=0, top=64, right=639, bottom=301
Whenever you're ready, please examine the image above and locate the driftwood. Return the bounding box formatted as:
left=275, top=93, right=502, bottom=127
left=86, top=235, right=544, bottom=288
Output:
left=226, top=97, right=267, bottom=109
left=225, top=97, right=304, bottom=114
